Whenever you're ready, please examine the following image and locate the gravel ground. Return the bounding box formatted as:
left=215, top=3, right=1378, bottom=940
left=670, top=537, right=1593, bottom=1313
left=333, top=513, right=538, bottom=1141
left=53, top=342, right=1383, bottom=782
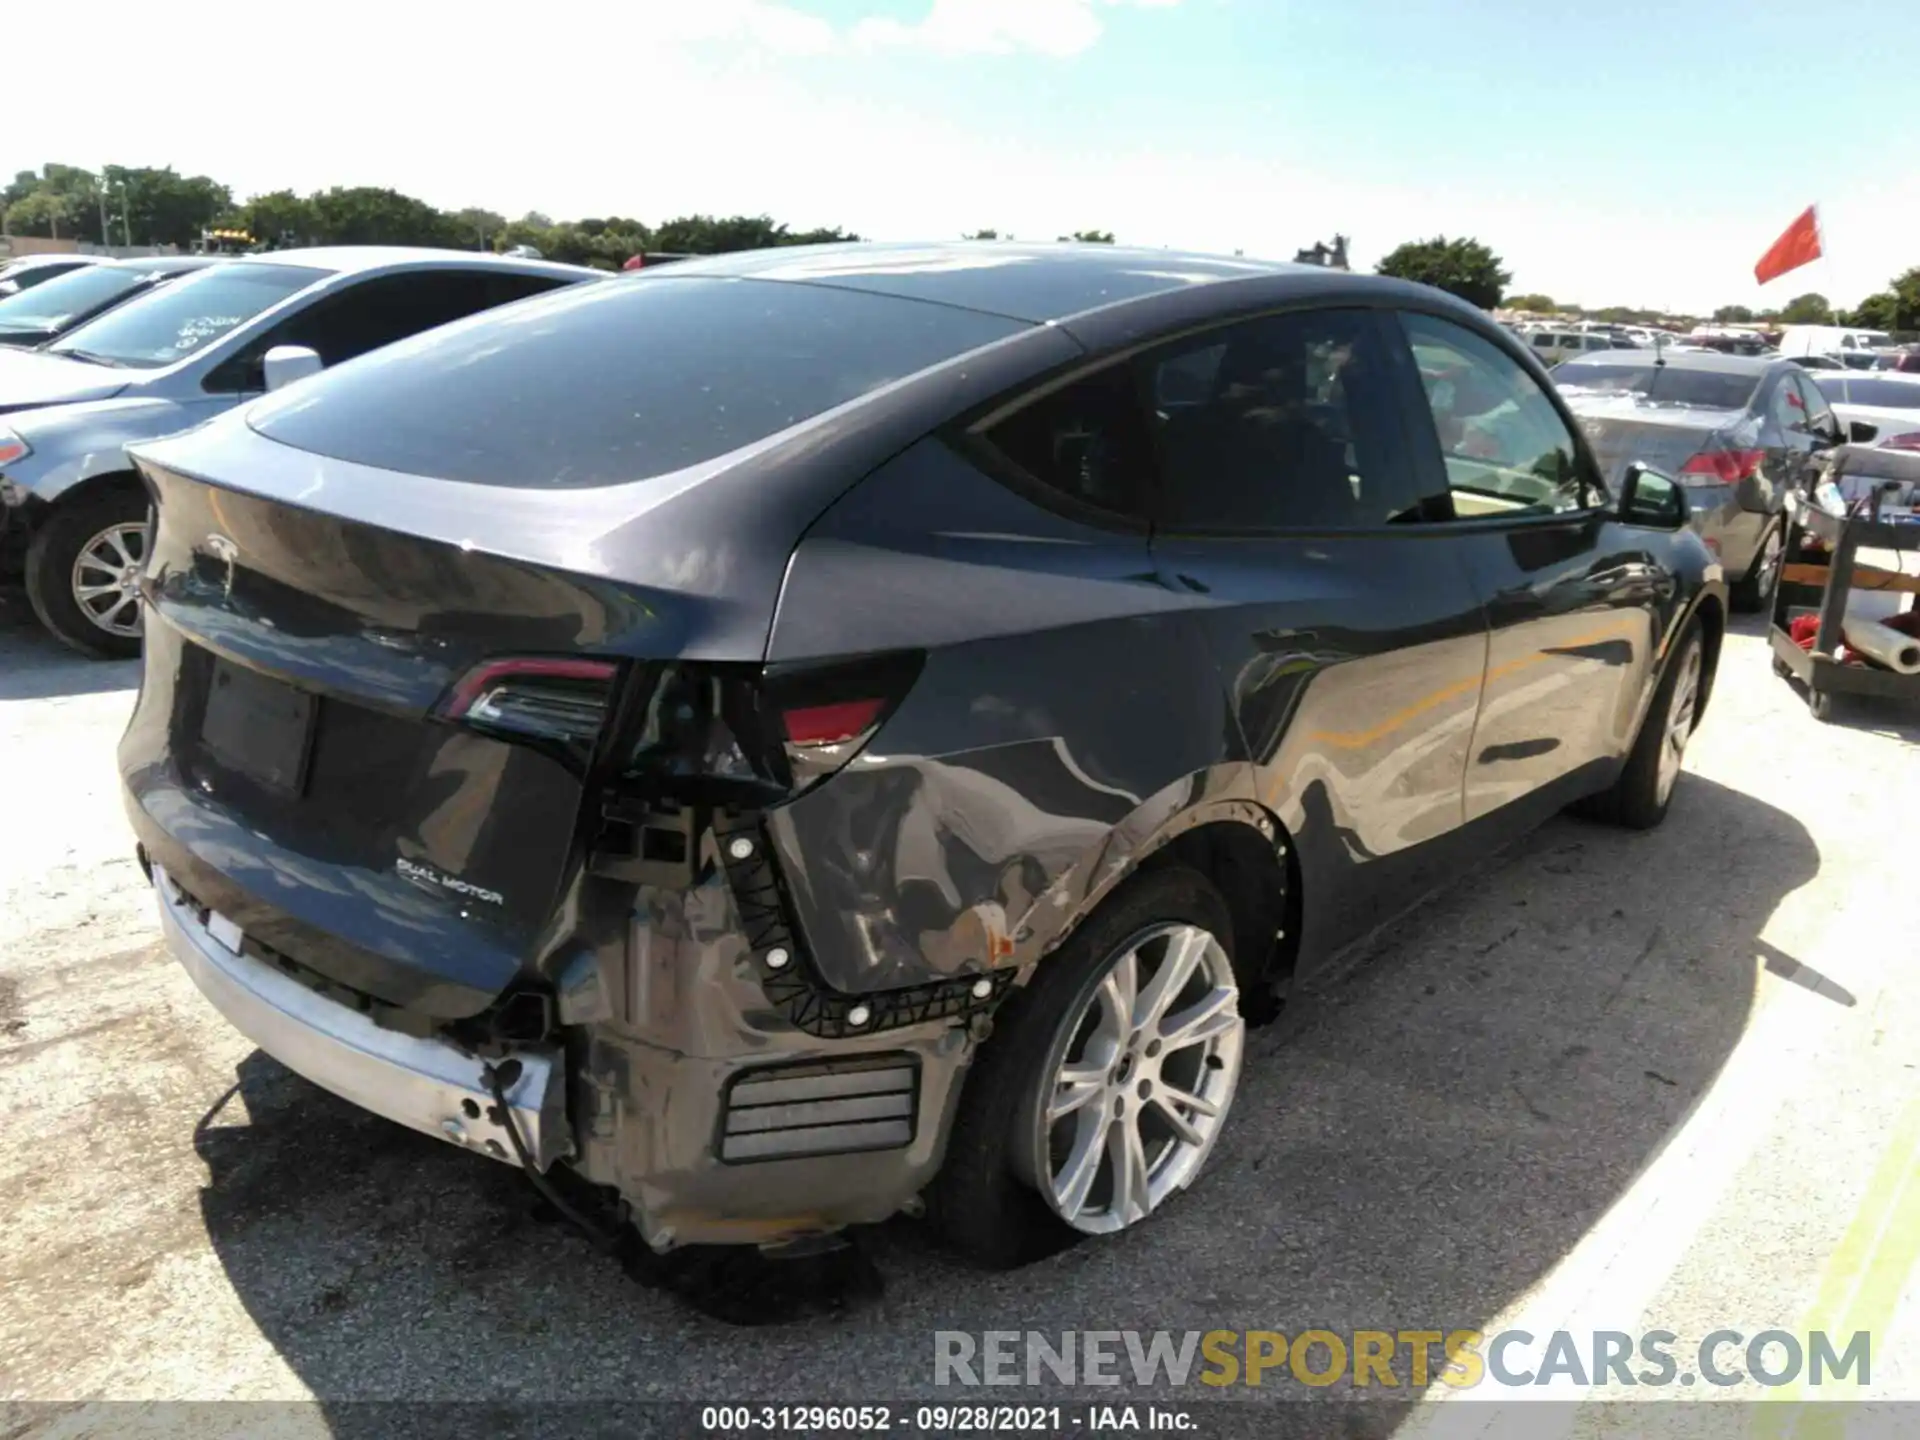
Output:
left=3, top=587, right=1917, bottom=1437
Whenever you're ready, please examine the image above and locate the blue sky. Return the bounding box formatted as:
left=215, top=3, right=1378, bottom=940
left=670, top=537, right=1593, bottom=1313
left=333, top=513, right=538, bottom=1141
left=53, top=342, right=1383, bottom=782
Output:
left=10, top=0, right=1916, bottom=311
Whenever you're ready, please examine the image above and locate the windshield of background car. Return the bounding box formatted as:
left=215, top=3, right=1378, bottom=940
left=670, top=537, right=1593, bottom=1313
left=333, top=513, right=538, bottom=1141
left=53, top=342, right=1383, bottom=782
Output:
left=1554, top=363, right=1761, bottom=410
left=0, top=264, right=155, bottom=333
left=46, top=263, right=327, bottom=369
left=246, top=275, right=1030, bottom=488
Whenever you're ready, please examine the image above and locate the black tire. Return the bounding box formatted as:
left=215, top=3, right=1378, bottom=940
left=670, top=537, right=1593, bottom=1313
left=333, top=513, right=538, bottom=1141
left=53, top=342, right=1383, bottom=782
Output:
left=1809, top=690, right=1835, bottom=722
left=926, top=866, right=1238, bottom=1270
left=1576, top=617, right=1705, bottom=831
left=23, top=488, right=148, bottom=660
left=1729, top=520, right=1783, bottom=614
left=1772, top=656, right=1793, bottom=680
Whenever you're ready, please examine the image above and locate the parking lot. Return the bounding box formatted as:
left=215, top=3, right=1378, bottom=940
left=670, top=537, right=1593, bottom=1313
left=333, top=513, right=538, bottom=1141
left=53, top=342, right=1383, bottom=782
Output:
left=3, top=582, right=1918, bottom=1430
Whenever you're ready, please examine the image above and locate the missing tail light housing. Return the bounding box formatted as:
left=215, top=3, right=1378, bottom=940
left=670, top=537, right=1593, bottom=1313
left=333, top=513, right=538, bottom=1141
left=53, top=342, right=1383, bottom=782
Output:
left=1680, top=448, right=1765, bottom=483
left=439, top=657, right=620, bottom=749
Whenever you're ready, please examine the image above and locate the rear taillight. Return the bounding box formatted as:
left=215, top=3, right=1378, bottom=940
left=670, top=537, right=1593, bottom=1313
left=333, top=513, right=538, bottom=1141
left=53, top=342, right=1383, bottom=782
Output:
left=1680, top=448, right=1765, bottom=483
left=439, top=657, right=619, bottom=746
left=1884, top=431, right=1920, bottom=452
left=782, top=698, right=887, bottom=748
left=763, top=652, right=924, bottom=792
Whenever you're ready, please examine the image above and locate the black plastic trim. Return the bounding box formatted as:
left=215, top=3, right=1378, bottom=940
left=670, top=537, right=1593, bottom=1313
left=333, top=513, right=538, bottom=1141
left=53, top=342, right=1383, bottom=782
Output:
left=713, top=811, right=1015, bottom=1039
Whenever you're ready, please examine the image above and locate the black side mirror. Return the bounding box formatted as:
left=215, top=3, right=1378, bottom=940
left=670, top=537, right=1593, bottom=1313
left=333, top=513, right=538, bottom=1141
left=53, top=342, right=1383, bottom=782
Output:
left=1850, top=419, right=1880, bottom=444
left=1618, top=462, right=1689, bottom=529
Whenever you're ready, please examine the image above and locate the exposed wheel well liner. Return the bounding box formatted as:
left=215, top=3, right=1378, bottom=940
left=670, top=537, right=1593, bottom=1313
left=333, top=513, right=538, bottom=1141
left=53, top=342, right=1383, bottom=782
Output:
left=1140, top=816, right=1296, bottom=1022
left=1692, top=592, right=1725, bottom=721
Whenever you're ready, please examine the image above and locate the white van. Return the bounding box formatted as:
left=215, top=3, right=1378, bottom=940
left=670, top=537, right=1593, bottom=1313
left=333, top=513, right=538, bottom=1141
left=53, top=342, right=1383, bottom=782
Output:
left=1526, top=329, right=1625, bottom=365
left=1778, top=325, right=1895, bottom=369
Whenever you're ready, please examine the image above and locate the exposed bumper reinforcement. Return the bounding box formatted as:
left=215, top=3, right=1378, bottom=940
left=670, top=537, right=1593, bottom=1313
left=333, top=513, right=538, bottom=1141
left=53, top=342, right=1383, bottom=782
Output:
left=154, top=865, right=571, bottom=1171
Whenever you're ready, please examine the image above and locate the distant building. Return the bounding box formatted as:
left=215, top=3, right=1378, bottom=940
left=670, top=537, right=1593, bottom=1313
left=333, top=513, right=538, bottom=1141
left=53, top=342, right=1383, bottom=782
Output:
left=1293, top=234, right=1350, bottom=271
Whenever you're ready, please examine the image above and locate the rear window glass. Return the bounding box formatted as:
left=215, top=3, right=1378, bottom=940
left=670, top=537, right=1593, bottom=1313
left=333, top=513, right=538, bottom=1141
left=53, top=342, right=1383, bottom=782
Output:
left=1553, top=363, right=1760, bottom=410
left=247, top=276, right=1028, bottom=488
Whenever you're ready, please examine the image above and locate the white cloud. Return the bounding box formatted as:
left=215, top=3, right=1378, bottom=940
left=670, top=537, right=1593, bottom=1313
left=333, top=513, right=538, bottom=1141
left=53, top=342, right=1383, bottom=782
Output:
left=655, top=0, right=1184, bottom=61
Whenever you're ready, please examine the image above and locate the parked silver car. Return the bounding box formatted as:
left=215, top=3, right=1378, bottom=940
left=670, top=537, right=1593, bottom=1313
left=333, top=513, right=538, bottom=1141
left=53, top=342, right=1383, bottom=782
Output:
left=0, top=248, right=599, bottom=656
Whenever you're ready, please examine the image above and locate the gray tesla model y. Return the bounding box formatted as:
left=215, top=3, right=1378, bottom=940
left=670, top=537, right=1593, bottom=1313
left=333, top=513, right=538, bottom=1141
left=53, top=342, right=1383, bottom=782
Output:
left=119, top=243, right=1723, bottom=1268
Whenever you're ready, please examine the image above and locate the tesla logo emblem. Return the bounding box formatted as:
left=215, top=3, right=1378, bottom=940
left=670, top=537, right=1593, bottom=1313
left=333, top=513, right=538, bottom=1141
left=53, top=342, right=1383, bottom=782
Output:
left=205, top=534, right=238, bottom=598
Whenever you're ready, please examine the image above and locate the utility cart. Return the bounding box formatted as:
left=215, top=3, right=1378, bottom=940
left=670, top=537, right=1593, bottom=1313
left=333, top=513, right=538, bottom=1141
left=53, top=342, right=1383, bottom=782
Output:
left=1769, top=444, right=1920, bottom=722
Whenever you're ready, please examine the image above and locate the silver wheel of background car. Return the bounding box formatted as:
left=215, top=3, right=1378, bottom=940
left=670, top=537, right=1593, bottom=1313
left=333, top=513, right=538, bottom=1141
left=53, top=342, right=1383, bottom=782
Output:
left=1753, top=526, right=1783, bottom=600
left=70, top=522, right=148, bottom=639
left=1031, top=922, right=1244, bottom=1235
left=1656, top=638, right=1703, bottom=805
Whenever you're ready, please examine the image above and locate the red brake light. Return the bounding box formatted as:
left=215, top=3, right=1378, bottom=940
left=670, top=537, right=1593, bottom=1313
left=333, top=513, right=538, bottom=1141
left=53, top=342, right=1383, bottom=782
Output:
left=1680, top=448, right=1764, bottom=482
left=782, top=698, right=886, bottom=748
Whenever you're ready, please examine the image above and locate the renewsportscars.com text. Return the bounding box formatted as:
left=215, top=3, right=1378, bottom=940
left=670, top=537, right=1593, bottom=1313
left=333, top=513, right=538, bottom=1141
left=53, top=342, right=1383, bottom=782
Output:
left=934, top=1329, right=1871, bottom=1391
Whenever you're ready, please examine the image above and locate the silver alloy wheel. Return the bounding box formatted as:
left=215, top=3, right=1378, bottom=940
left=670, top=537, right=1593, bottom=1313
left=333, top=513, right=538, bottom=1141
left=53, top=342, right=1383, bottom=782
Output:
left=1656, top=640, right=1703, bottom=804
left=1030, top=921, right=1244, bottom=1235
left=1753, top=525, right=1783, bottom=600
left=70, top=521, right=148, bottom=639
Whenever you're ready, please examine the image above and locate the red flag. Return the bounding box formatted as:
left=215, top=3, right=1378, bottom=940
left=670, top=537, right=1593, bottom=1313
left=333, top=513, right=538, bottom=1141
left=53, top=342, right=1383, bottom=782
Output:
left=1754, top=206, right=1822, bottom=286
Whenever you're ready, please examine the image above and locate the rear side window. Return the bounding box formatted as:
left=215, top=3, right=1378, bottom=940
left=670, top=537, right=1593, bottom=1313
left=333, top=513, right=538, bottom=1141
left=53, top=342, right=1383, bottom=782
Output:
left=982, top=365, right=1156, bottom=522
left=1146, top=307, right=1425, bottom=531
left=248, top=276, right=1026, bottom=487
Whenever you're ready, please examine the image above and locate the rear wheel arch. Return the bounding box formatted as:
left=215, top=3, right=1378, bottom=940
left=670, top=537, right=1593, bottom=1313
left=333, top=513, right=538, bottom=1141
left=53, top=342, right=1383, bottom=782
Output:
left=1689, top=590, right=1725, bottom=721
left=1010, top=796, right=1298, bottom=1026
left=1136, top=815, right=1297, bottom=1024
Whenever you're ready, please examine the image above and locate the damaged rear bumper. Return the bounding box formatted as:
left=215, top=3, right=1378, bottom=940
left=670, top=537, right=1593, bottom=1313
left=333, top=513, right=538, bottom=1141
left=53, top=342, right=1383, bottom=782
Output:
left=154, top=866, right=571, bottom=1170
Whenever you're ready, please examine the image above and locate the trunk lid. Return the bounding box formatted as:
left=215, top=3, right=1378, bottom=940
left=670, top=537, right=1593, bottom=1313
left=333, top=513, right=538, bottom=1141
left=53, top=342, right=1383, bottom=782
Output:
left=121, top=422, right=804, bottom=1020
left=1568, top=396, right=1748, bottom=487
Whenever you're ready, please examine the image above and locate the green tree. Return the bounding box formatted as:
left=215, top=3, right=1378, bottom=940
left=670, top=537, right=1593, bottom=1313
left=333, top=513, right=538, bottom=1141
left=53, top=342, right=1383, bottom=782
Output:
left=1844, top=293, right=1896, bottom=329
left=1711, top=304, right=1755, bottom=324
left=1779, top=293, right=1831, bottom=324
left=305, top=186, right=463, bottom=247
left=1849, top=267, right=1920, bottom=332
left=962, top=228, right=1000, bottom=240
left=2, top=165, right=105, bottom=240
left=95, top=166, right=230, bottom=247
left=1375, top=236, right=1511, bottom=309
left=650, top=214, right=857, bottom=254
left=3, top=188, right=85, bottom=238
left=228, top=190, right=318, bottom=248
left=451, top=207, right=507, bottom=251
left=1507, top=293, right=1558, bottom=312
left=1058, top=229, right=1115, bottom=243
